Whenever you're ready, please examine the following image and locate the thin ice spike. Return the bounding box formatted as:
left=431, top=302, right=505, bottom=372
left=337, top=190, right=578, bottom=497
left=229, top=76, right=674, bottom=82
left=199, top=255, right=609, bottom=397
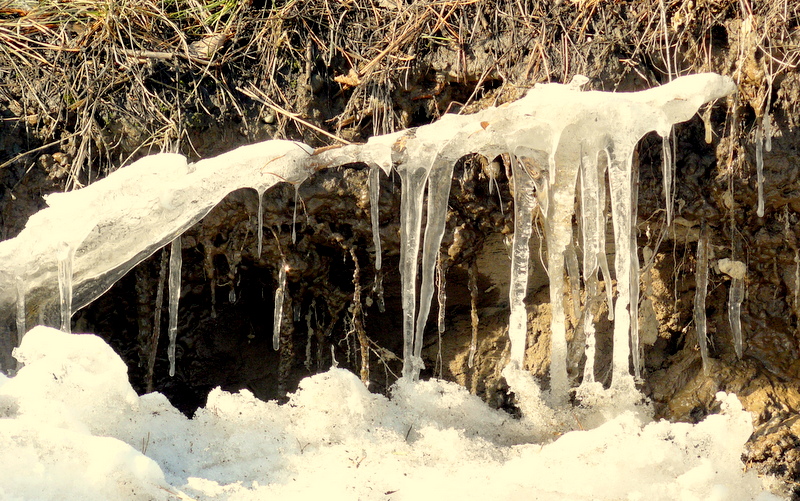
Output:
left=413, top=158, right=455, bottom=370
left=15, top=275, right=25, bottom=340
left=728, top=277, right=744, bottom=359
left=57, top=242, right=73, bottom=333
left=292, top=184, right=299, bottom=244
left=168, top=236, right=182, bottom=377
left=756, top=125, right=765, bottom=217
left=369, top=166, right=383, bottom=271
left=256, top=188, right=265, bottom=257
left=694, top=221, right=710, bottom=373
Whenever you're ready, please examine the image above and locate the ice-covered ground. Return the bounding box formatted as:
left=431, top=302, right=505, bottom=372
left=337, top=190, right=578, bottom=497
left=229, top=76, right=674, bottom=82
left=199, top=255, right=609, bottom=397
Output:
left=0, top=327, right=779, bottom=500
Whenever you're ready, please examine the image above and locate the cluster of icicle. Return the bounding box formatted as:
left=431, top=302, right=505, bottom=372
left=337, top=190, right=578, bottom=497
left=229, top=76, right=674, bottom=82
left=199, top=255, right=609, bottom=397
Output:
left=0, top=73, right=737, bottom=403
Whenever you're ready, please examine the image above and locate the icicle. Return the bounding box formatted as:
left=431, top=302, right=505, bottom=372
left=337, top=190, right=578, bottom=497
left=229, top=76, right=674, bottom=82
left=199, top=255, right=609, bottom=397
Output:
left=436, top=251, right=446, bottom=334
left=15, top=275, right=25, bottom=340
left=607, top=145, right=635, bottom=388
left=565, top=242, right=581, bottom=319
left=412, top=159, right=455, bottom=374
left=292, top=184, right=299, bottom=244
left=542, top=133, right=584, bottom=402
left=167, top=236, right=182, bottom=377
left=578, top=150, right=603, bottom=384
left=728, top=276, right=744, bottom=359
left=273, top=261, right=288, bottom=351
left=57, top=241, right=73, bottom=333
left=694, top=222, right=710, bottom=373
left=764, top=74, right=773, bottom=152
left=256, top=187, right=265, bottom=257
left=661, top=131, right=674, bottom=226
left=630, top=156, right=641, bottom=380
left=756, top=125, right=765, bottom=217
left=507, top=156, right=537, bottom=370
left=598, top=150, right=614, bottom=321
left=467, top=262, right=479, bottom=368
left=369, top=165, right=383, bottom=271
left=397, top=163, right=428, bottom=379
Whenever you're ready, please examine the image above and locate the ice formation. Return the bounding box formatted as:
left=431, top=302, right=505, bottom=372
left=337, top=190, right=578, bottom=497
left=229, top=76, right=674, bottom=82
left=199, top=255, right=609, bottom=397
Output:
left=694, top=222, right=711, bottom=373
left=719, top=257, right=746, bottom=359
left=167, top=236, right=182, bottom=377
left=0, top=74, right=736, bottom=402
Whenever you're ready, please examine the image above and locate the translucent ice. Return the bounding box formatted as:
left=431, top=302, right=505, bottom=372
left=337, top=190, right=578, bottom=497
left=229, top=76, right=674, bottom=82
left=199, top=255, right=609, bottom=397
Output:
left=694, top=223, right=710, bottom=373
left=15, top=275, right=26, bottom=342
left=756, top=125, right=765, bottom=217
left=167, top=236, right=182, bottom=377
left=57, top=242, right=73, bottom=334
left=728, top=277, right=744, bottom=359
left=256, top=187, right=265, bottom=257
left=507, top=156, right=537, bottom=370
left=369, top=165, right=382, bottom=271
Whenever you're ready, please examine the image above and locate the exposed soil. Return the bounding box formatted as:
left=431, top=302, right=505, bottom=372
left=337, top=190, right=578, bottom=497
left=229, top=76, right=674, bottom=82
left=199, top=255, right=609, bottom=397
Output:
left=2, top=1, right=800, bottom=498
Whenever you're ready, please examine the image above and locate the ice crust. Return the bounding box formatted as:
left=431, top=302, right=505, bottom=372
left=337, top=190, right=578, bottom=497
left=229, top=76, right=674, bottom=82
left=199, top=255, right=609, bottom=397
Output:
left=0, top=74, right=736, bottom=396
left=0, top=327, right=778, bottom=500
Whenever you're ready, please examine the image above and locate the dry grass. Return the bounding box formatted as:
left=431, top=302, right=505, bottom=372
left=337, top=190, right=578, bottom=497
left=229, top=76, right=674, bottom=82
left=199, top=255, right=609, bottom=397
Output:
left=0, top=0, right=798, bottom=190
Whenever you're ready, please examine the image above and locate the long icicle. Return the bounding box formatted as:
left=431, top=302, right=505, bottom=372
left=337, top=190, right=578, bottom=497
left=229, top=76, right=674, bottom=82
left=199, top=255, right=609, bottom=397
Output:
left=728, top=276, right=744, bottom=359
left=256, top=188, right=265, bottom=257
left=412, top=158, right=455, bottom=376
left=291, top=185, right=299, bottom=244
left=508, top=156, right=537, bottom=369
left=167, top=236, right=182, bottom=377
left=369, top=165, right=383, bottom=271
left=579, top=149, right=602, bottom=384
left=57, top=242, right=73, bottom=333
left=607, top=144, right=635, bottom=388
left=15, top=275, right=25, bottom=341
left=630, top=154, right=641, bottom=380
left=598, top=151, right=614, bottom=321
left=694, top=221, right=710, bottom=373
left=398, top=164, right=428, bottom=380
left=755, top=125, right=765, bottom=217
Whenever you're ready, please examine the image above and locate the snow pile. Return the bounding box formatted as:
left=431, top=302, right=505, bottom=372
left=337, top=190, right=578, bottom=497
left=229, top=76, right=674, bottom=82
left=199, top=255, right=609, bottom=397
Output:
left=0, top=327, right=778, bottom=500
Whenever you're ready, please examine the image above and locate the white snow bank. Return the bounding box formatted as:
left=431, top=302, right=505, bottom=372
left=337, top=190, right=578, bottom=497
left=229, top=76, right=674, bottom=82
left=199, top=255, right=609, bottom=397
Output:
left=0, top=327, right=779, bottom=500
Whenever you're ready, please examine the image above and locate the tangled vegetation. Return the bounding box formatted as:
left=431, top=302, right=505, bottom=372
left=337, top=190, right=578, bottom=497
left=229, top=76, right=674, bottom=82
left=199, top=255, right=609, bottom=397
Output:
left=1, top=0, right=797, bottom=191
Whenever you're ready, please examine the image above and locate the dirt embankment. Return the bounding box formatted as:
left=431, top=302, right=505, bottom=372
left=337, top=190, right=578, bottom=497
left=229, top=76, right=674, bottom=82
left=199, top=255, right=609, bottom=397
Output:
left=2, top=1, right=800, bottom=496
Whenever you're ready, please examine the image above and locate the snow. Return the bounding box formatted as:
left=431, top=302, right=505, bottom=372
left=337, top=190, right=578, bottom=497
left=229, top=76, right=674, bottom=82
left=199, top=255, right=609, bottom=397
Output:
left=0, top=327, right=779, bottom=500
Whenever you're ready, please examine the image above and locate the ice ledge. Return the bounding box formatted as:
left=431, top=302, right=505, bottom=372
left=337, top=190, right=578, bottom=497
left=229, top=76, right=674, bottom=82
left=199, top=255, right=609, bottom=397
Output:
left=0, top=73, right=736, bottom=375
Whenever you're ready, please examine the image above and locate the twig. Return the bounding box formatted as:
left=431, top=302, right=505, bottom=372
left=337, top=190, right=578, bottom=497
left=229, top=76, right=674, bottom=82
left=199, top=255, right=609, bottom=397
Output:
left=238, top=85, right=352, bottom=145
